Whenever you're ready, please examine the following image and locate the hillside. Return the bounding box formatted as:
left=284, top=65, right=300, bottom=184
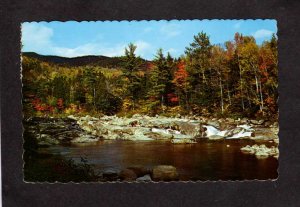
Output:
left=22, top=52, right=149, bottom=69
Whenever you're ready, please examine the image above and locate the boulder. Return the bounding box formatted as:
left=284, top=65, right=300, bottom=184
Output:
left=119, top=169, right=137, bottom=181
left=240, top=144, right=279, bottom=159
left=127, top=166, right=151, bottom=177
left=175, top=122, right=200, bottom=137
left=152, top=165, right=179, bottom=181
left=255, top=151, right=269, bottom=159
left=136, top=174, right=152, bottom=182
left=241, top=145, right=255, bottom=153
left=251, top=128, right=278, bottom=140
left=102, top=169, right=119, bottom=181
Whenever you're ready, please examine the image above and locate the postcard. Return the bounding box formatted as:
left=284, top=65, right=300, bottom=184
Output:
left=22, top=20, right=278, bottom=182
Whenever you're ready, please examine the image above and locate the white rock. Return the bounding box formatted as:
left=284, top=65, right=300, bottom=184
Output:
left=136, top=174, right=152, bottom=182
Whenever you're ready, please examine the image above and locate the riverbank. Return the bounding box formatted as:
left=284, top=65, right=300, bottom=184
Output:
left=70, top=114, right=278, bottom=143
left=24, top=114, right=279, bottom=144
left=24, top=114, right=279, bottom=158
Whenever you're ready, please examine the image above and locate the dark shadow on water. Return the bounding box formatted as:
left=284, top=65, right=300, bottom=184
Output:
left=33, top=139, right=278, bottom=181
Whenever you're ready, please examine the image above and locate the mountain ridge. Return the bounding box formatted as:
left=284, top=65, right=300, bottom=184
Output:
left=22, top=52, right=149, bottom=69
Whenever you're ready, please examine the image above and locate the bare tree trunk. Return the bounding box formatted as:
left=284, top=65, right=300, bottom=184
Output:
left=259, top=79, right=264, bottom=113
left=219, top=77, right=224, bottom=114
left=161, top=95, right=165, bottom=113
left=238, top=55, right=245, bottom=111
left=255, top=74, right=259, bottom=94
left=227, top=83, right=231, bottom=105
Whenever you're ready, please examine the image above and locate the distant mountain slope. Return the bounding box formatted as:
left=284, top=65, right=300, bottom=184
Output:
left=22, top=52, right=149, bottom=69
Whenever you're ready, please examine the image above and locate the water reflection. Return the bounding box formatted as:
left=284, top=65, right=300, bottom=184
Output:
left=40, top=140, right=278, bottom=181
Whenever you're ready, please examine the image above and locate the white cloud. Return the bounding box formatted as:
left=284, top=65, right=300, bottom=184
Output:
left=50, top=43, right=127, bottom=58
left=160, top=23, right=181, bottom=38
left=253, top=29, right=273, bottom=39
left=21, top=23, right=128, bottom=58
left=22, top=23, right=53, bottom=50
left=21, top=23, right=159, bottom=59
left=134, top=40, right=152, bottom=57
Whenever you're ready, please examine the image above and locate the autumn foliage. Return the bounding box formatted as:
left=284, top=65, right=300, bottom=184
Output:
left=23, top=32, right=278, bottom=119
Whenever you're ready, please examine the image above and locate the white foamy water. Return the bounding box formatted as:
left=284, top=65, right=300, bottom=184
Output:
left=227, top=130, right=252, bottom=139
left=204, top=125, right=227, bottom=137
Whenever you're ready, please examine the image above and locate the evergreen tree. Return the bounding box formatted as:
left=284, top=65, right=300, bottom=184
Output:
left=185, top=31, right=212, bottom=109
left=146, top=49, right=169, bottom=113
left=123, top=43, right=142, bottom=110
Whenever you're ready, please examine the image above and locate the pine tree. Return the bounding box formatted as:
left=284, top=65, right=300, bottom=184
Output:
left=185, top=31, right=212, bottom=108
left=123, top=43, right=142, bottom=110
left=146, top=49, right=169, bottom=113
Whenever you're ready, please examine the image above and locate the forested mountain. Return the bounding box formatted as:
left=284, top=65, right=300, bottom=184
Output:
left=22, top=32, right=278, bottom=119
left=22, top=52, right=149, bottom=69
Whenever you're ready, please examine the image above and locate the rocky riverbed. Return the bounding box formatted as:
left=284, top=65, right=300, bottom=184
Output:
left=68, top=114, right=279, bottom=142
left=241, top=144, right=279, bottom=159
left=24, top=114, right=279, bottom=159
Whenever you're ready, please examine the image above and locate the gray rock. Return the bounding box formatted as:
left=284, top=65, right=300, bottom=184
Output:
left=251, top=128, right=278, bottom=140
left=176, top=122, right=200, bottom=137
left=136, top=174, right=152, bottom=182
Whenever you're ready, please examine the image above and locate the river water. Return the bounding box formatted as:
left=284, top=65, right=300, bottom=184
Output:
left=38, top=139, right=278, bottom=181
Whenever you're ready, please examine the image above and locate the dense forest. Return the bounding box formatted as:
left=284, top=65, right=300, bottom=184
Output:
left=22, top=32, right=278, bottom=119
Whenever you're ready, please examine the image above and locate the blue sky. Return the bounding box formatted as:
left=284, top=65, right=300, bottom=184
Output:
left=22, top=20, right=277, bottom=60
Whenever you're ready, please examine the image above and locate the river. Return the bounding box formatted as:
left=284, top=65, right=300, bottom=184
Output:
left=38, top=139, right=278, bottom=181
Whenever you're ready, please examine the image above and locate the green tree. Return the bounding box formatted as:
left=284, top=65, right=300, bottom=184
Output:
left=185, top=31, right=212, bottom=109
left=123, top=43, right=142, bottom=110
left=146, top=49, right=169, bottom=113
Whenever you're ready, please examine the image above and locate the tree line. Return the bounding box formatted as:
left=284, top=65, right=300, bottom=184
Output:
left=22, top=32, right=278, bottom=119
